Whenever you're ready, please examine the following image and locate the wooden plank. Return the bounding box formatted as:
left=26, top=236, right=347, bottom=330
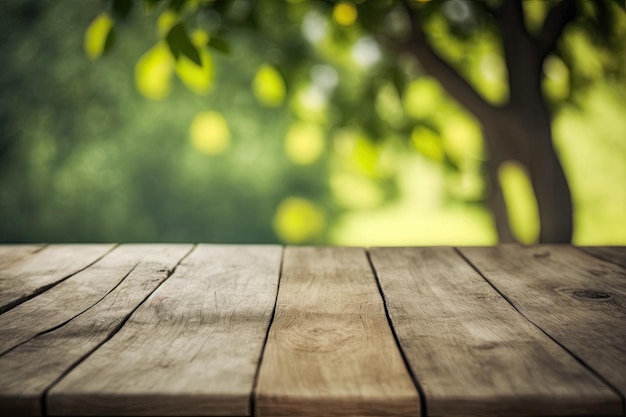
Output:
left=0, top=244, right=113, bottom=313
left=255, top=247, right=420, bottom=417
left=0, top=244, right=192, bottom=416
left=47, top=245, right=282, bottom=416
left=460, top=245, right=626, bottom=402
left=369, top=247, right=621, bottom=417
left=0, top=245, right=44, bottom=269
left=580, top=246, right=626, bottom=269
left=0, top=245, right=150, bottom=355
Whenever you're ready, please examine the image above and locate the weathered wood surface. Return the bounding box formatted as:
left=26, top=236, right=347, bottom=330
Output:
left=0, top=245, right=160, bottom=355
left=47, top=245, right=282, bottom=416
left=255, top=247, right=420, bottom=417
left=0, top=244, right=113, bottom=313
left=369, top=247, right=621, bottom=417
left=0, top=244, right=192, bottom=416
left=0, top=245, right=44, bottom=269
left=460, top=245, right=626, bottom=402
left=580, top=246, right=626, bottom=269
left=0, top=245, right=624, bottom=417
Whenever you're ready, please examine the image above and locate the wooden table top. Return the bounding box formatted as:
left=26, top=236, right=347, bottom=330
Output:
left=0, top=244, right=624, bottom=417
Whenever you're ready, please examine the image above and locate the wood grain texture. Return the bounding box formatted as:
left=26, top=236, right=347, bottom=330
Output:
left=0, top=244, right=192, bottom=416
left=580, top=246, right=626, bottom=269
left=255, top=246, right=420, bottom=417
left=0, top=245, right=44, bottom=269
left=0, top=245, right=156, bottom=355
left=0, top=244, right=113, bottom=313
left=369, top=247, right=621, bottom=417
left=47, top=245, right=282, bottom=416
left=460, top=245, right=626, bottom=401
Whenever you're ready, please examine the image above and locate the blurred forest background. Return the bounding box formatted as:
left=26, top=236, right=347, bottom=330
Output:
left=0, top=0, right=625, bottom=245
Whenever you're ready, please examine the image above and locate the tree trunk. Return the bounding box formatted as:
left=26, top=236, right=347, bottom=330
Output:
left=524, top=116, right=573, bottom=243
left=481, top=105, right=573, bottom=243
left=482, top=125, right=515, bottom=243
left=399, top=0, right=577, bottom=243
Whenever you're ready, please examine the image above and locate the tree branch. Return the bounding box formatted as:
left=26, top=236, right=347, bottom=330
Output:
left=494, top=0, right=542, bottom=104
left=400, top=1, right=494, bottom=122
left=495, top=0, right=528, bottom=38
left=537, top=0, right=577, bottom=60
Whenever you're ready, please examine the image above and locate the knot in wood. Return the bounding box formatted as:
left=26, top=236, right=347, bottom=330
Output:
left=572, top=290, right=612, bottom=301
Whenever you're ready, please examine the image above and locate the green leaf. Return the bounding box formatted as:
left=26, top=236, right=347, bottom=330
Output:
left=608, top=0, right=626, bottom=12
left=104, top=26, right=116, bottom=55
left=112, top=0, right=133, bottom=19
left=207, top=37, right=230, bottom=55
left=168, top=0, right=187, bottom=12
left=166, top=23, right=202, bottom=66
left=84, top=13, right=115, bottom=60
left=144, top=0, right=163, bottom=12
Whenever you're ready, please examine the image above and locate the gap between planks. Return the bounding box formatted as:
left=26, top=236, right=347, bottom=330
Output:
left=40, top=245, right=197, bottom=416
left=47, top=245, right=283, bottom=416
left=248, top=246, right=285, bottom=417
left=365, top=249, right=429, bottom=417
left=0, top=244, right=117, bottom=315
left=370, top=246, right=621, bottom=417
left=0, top=244, right=195, bottom=416
left=254, top=247, right=421, bottom=417
left=455, top=246, right=624, bottom=401
left=3, top=245, right=622, bottom=417
left=457, top=245, right=625, bottom=417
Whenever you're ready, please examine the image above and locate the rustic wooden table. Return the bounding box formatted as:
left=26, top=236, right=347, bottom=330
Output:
left=0, top=244, right=624, bottom=417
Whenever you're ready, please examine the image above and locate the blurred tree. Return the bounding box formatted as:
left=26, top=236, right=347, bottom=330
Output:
left=2, top=0, right=620, bottom=245
left=395, top=0, right=624, bottom=243
left=86, top=0, right=625, bottom=243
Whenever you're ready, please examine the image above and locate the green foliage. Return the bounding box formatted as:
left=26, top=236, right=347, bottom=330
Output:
left=166, top=23, right=201, bottom=66
left=207, top=36, right=230, bottom=55
left=0, top=0, right=625, bottom=245
left=112, top=0, right=133, bottom=19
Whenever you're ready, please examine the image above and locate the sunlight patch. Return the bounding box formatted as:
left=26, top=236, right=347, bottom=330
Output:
left=404, top=78, right=442, bottom=119
left=333, top=2, right=358, bottom=26
left=84, top=13, right=114, bottom=60
left=499, top=161, right=540, bottom=244
left=253, top=64, right=286, bottom=107
left=273, top=197, right=325, bottom=243
left=285, top=121, right=325, bottom=165
left=175, top=47, right=214, bottom=95
left=135, top=42, right=174, bottom=100
left=189, top=111, right=230, bottom=155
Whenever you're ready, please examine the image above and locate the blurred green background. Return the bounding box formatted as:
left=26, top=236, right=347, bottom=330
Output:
left=1, top=0, right=625, bottom=245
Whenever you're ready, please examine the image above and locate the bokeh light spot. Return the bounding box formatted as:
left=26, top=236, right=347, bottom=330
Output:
left=499, top=161, right=540, bottom=244
left=175, top=47, right=214, bottom=95
left=543, top=55, right=570, bottom=100
left=352, top=37, right=381, bottom=68
left=157, top=10, right=178, bottom=37
left=333, top=2, right=358, bottom=26
left=441, top=117, right=483, bottom=162
left=404, top=78, right=442, bottom=119
left=191, top=29, right=209, bottom=47
left=376, top=83, right=404, bottom=128
left=135, top=42, right=174, bottom=100
left=330, top=173, right=383, bottom=209
left=302, top=11, right=328, bottom=44
left=411, top=126, right=444, bottom=162
left=285, top=121, right=325, bottom=165
left=84, top=13, right=113, bottom=60
left=189, top=111, right=230, bottom=155
left=253, top=64, right=286, bottom=107
left=273, top=197, right=325, bottom=243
